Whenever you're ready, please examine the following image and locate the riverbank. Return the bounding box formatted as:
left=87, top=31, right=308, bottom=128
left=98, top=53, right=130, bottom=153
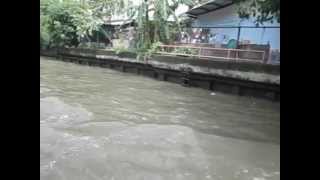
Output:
left=40, top=48, right=280, bottom=101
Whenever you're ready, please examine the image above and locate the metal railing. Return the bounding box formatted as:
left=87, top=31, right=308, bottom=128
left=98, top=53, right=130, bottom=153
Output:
left=177, top=26, right=280, bottom=50
left=157, top=44, right=266, bottom=63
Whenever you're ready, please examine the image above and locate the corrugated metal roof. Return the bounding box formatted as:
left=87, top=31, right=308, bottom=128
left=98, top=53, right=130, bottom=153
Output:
left=186, top=0, right=234, bottom=17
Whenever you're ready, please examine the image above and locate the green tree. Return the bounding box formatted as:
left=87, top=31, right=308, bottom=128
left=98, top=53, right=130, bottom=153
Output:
left=40, top=0, right=109, bottom=48
left=86, top=0, right=125, bottom=18
left=127, top=0, right=195, bottom=50
left=234, top=0, right=280, bottom=25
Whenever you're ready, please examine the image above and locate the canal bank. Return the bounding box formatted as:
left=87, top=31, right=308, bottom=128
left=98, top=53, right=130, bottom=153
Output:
left=41, top=48, right=280, bottom=101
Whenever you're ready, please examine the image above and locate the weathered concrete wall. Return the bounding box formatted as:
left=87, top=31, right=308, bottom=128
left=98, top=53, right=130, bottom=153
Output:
left=151, top=55, right=279, bottom=75
left=56, top=48, right=280, bottom=84
left=149, top=55, right=280, bottom=85
left=40, top=48, right=59, bottom=57
left=41, top=48, right=280, bottom=101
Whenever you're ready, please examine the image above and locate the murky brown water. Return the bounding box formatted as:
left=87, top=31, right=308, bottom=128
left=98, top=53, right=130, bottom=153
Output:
left=40, top=56, right=280, bottom=180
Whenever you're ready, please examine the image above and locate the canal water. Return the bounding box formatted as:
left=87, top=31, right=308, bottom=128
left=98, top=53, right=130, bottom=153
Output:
left=40, top=56, right=280, bottom=180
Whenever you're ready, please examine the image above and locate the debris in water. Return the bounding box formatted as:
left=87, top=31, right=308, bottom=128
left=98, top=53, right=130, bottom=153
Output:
left=242, top=169, right=249, bottom=173
left=253, top=177, right=265, bottom=180
left=210, top=92, right=216, bottom=96
left=49, top=160, right=56, bottom=169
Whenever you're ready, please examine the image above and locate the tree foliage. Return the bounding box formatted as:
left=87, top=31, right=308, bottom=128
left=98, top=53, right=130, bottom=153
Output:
left=40, top=0, right=201, bottom=52
left=127, top=0, right=195, bottom=50
left=234, top=0, right=280, bottom=25
left=40, top=0, right=119, bottom=48
left=86, top=0, right=125, bottom=18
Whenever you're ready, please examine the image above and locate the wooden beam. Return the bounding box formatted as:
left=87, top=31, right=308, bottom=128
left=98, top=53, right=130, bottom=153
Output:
left=158, top=45, right=265, bottom=53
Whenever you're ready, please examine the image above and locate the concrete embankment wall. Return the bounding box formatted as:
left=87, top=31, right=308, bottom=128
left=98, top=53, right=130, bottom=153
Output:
left=41, top=48, right=280, bottom=101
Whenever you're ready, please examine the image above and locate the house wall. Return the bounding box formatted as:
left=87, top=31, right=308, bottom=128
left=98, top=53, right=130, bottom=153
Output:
left=191, top=4, right=280, bottom=50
